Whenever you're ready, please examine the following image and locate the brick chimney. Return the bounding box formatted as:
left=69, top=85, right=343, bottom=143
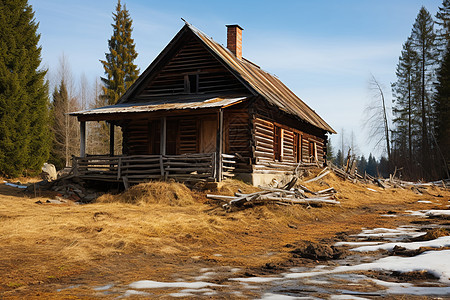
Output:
left=226, top=24, right=243, bottom=60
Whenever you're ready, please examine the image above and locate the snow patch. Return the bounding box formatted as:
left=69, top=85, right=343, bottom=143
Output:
left=230, top=276, right=281, bottom=283
left=355, top=227, right=423, bottom=241
left=259, top=293, right=311, bottom=299
left=4, top=182, right=27, bottom=189
left=330, top=295, right=370, bottom=300
left=371, top=278, right=450, bottom=295
left=351, top=236, right=450, bottom=252
left=335, top=241, right=385, bottom=247
left=426, top=210, right=450, bottom=217
left=129, top=280, right=220, bottom=289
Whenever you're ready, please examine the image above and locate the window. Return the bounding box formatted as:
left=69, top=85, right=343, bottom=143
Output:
left=294, top=132, right=302, bottom=163
left=274, top=125, right=283, bottom=161
left=309, top=141, right=317, bottom=162
left=184, top=74, right=199, bottom=93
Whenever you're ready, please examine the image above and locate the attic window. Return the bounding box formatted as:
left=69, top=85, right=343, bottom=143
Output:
left=184, top=74, right=199, bottom=93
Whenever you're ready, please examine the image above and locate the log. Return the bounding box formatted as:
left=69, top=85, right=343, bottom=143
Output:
left=303, top=170, right=330, bottom=183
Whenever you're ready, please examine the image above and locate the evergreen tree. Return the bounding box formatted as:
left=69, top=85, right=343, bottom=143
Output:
left=49, top=79, right=80, bottom=170
left=100, top=0, right=139, bottom=105
left=434, top=31, right=450, bottom=177
left=334, top=149, right=343, bottom=168
left=410, top=7, right=438, bottom=172
left=326, top=141, right=334, bottom=162
left=436, top=0, right=450, bottom=48
left=392, top=38, right=420, bottom=162
left=0, top=0, right=50, bottom=177
left=366, top=153, right=378, bottom=177
left=357, top=155, right=367, bottom=175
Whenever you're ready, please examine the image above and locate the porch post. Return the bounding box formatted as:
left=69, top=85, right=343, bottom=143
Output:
left=80, top=121, right=86, bottom=158
left=160, top=117, right=166, bottom=155
left=109, top=123, right=115, bottom=156
left=216, top=108, right=224, bottom=181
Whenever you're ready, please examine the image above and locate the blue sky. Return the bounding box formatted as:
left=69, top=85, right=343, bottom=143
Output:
left=29, top=0, right=441, bottom=157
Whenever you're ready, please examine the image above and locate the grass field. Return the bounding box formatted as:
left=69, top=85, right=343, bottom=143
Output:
left=0, top=170, right=448, bottom=299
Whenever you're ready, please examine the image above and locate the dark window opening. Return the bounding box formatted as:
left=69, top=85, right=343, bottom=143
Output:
left=309, top=141, right=317, bottom=162
left=294, top=132, right=302, bottom=163
left=274, top=125, right=282, bottom=161
left=184, top=74, right=199, bottom=93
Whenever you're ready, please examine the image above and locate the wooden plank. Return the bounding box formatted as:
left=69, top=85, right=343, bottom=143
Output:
left=80, top=121, right=86, bottom=157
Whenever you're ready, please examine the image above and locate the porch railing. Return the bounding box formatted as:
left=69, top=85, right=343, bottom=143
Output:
left=73, top=153, right=217, bottom=184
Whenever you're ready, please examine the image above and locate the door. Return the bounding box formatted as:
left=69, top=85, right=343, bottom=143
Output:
left=200, top=118, right=217, bottom=153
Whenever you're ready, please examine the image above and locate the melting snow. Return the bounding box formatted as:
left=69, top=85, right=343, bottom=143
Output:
left=230, top=276, right=281, bottom=283
left=93, top=284, right=114, bottom=291
left=129, top=280, right=220, bottom=289
left=286, top=250, right=450, bottom=283
left=406, top=210, right=450, bottom=218
left=260, top=293, right=312, bottom=299
left=335, top=241, right=385, bottom=247
left=351, top=236, right=450, bottom=252
left=330, top=295, right=370, bottom=300
left=426, top=210, right=450, bottom=217
left=4, top=182, right=27, bottom=189
left=371, top=278, right=450, bottom=295
left=355, top=227, right=423, bottom=241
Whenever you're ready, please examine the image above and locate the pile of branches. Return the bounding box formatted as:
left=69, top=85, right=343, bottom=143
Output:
left=328, top=159, right=450, bottom=191
left=207, top=173, right=339, bottom=211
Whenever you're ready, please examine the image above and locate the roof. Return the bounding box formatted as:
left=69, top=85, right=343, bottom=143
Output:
left=187, top=25, right=335, bottom=134
left=70, top=96, right=247, bottom=117
left=75, top=23, right=335, bottom=134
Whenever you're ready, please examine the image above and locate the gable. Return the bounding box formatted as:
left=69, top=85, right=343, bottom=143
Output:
left=130, top=31, right=249, bottom=102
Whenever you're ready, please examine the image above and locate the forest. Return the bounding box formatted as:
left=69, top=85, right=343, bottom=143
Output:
left=328, top=2, right=450, bottom=181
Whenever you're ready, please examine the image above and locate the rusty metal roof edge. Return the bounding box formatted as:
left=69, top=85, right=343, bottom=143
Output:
left=69, top=96, right=249, bottom=116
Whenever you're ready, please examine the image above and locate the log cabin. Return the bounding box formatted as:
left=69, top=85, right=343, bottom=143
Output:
left=70, top=22, right=335, bottom=186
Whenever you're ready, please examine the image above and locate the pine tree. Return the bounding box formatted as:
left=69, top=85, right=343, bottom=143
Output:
left=392, top=38, right=420, bottom=163
left=334, top=149, right=343, bottom=168
left=100, top=0, right=139, bottom=105
left=357, top=155, right=367, bottom=175
left=435, top=0, right=450, bottom=177
left=326, top=141, right=334, bottom=162
left=410, top=7, right=438, bottom=172
left=0, top=0, right=50, bottom=177
left=436, top=0, right=450, bottom=48
left=366, top=154, right=378, bottom=177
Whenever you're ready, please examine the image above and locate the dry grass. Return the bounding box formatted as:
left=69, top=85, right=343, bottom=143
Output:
left=0, top=169, right=449, bottom=298
left=96, top=181, right=196, bottom=206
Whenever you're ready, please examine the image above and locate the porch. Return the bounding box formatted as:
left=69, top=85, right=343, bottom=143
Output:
left=72, top=153, right=236, bottom=187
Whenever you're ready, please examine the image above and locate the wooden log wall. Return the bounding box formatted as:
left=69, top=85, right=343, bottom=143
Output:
left=178, top=117, right=198, bottom=154
left=253, top=117, right=274, bottom=161
left=122, top=118, right=159, bottom=155
left=136, top=35, right=247, bottom=100
left=252, top=115, right=326, bottom=172
left=123, top=115, right=212, bottom=156
left=224, top=110, right=252, bottom=173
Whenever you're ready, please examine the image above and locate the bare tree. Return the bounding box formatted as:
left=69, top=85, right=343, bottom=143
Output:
left=49, top=54, right=80, bottom=169
left=364, top=74, right=391, bottom=161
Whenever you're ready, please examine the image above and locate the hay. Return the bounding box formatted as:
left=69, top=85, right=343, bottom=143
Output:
left=96, top=181, right=196, bottom=206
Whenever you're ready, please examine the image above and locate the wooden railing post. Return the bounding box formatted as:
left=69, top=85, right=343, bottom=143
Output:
left=80, top=121, right=86, bottom=158
left=216, top=109, right=224, bottom=181
left=160, top=117, right=166, bottom=155
left=109, top=123, right=115, bottom=156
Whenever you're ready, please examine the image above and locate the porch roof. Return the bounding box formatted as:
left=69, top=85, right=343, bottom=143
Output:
left=70, top=95, right=247, bottom=119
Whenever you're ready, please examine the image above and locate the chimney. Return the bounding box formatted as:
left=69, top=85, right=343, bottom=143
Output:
left=226, top=24, right=244, bottom=60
